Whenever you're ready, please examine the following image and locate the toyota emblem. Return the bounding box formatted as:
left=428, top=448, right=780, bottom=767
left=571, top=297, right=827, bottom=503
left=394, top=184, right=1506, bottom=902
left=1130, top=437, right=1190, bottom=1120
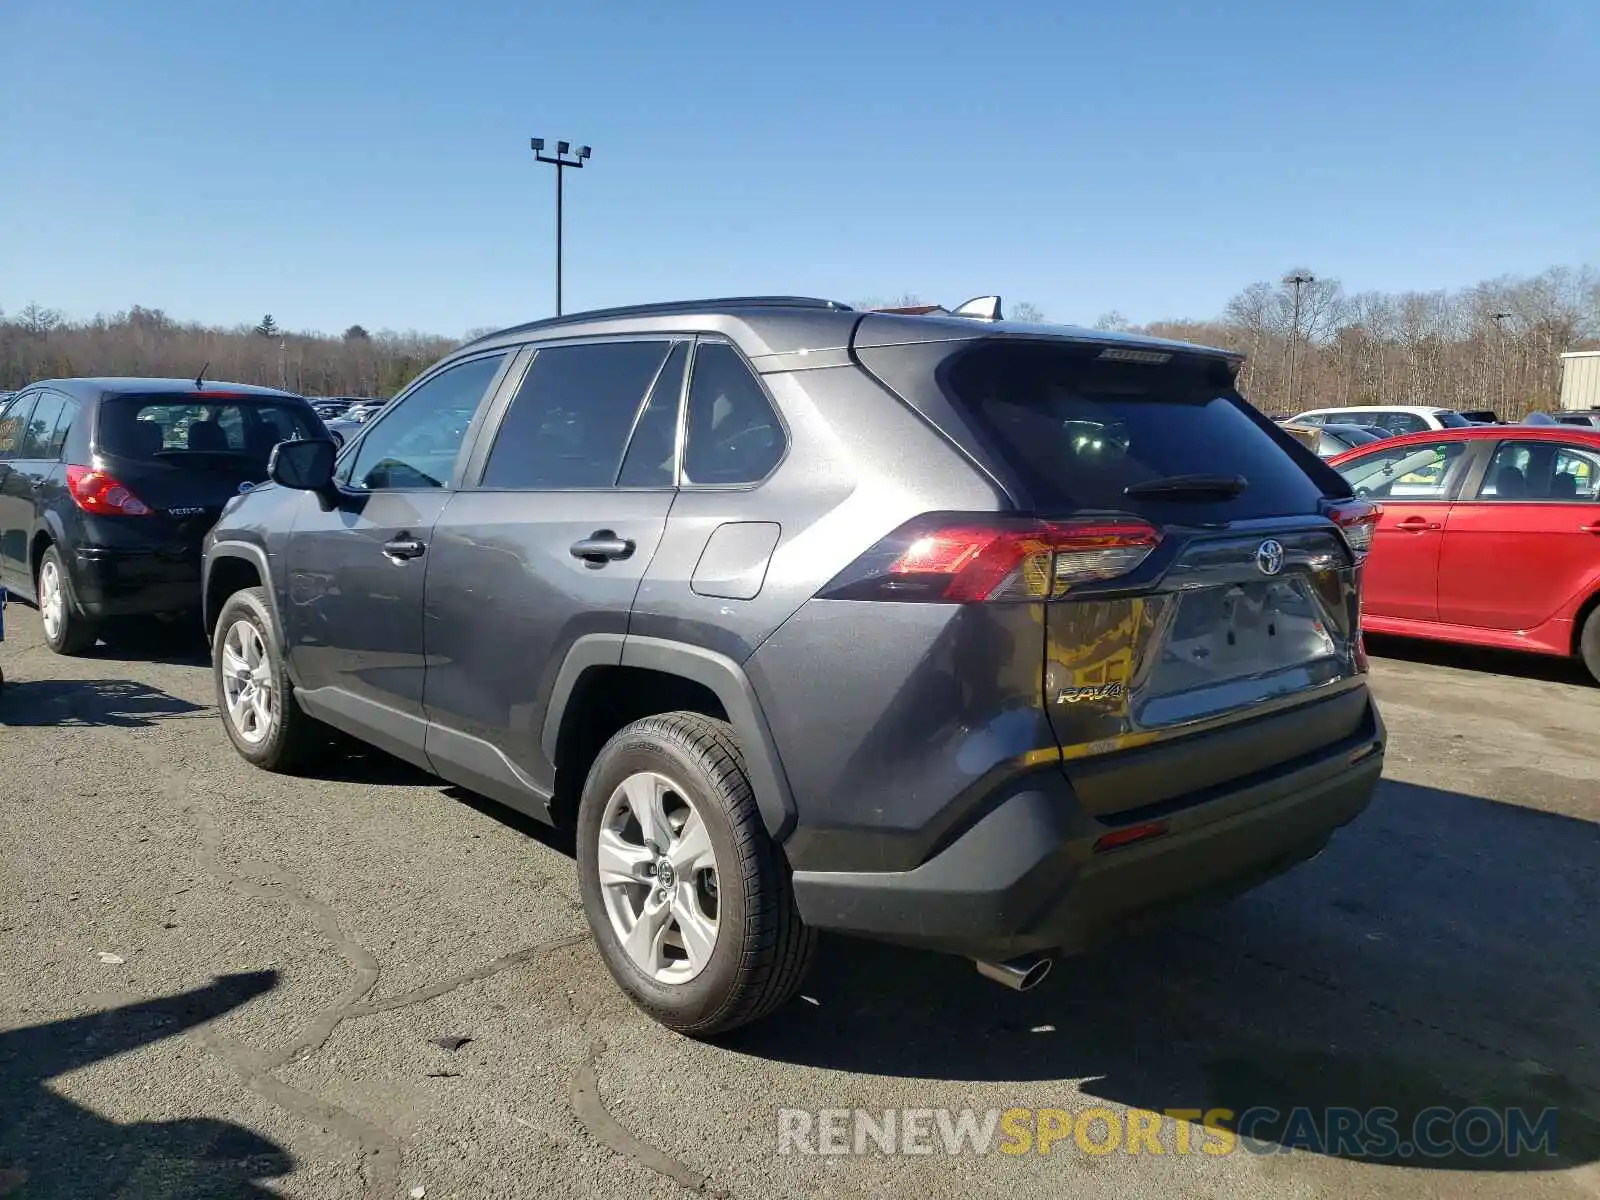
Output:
left=1256, top=539, right=1285, bottom=576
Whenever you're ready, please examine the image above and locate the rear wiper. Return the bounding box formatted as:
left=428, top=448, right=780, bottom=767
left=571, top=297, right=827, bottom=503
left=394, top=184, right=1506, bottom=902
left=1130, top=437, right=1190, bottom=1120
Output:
left=1124, top=473, right=1248, bottom=498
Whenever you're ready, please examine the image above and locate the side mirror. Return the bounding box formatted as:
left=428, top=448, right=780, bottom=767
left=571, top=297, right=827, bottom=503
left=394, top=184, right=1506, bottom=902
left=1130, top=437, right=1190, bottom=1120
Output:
left=268, top=438, right=338, bottom=492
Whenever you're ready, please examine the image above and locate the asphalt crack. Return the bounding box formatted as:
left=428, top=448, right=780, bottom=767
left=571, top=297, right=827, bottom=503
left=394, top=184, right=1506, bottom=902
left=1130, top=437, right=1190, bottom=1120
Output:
left=347, top=933, right=589, bottom=1020
left=570, top=1043, right=729, bottom=1197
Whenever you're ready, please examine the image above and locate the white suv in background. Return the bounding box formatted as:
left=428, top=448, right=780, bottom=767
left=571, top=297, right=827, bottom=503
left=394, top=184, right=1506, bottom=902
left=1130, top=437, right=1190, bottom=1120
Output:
left=1287, top=405, right=1474, bottom=436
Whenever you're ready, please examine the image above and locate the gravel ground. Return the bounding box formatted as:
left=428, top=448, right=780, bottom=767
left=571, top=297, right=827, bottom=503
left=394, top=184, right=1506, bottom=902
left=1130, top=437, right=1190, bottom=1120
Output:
left=1, top=606, right=1597, bottom=1200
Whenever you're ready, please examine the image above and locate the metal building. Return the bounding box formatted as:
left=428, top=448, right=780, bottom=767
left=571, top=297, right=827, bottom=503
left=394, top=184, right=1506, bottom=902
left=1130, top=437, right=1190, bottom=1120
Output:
left=1560, top=350, right=1600, bottom=411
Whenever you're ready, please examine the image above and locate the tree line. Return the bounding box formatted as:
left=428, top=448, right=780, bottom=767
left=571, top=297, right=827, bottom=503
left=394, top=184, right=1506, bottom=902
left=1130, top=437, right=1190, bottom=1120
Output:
left=0, top=305, right=461, bottom=399
left=1105, top=263, right=1599, bottom=417
left=874, top=265, right=1599, bottom=418
left=5, top=263, right=1597, bottom=415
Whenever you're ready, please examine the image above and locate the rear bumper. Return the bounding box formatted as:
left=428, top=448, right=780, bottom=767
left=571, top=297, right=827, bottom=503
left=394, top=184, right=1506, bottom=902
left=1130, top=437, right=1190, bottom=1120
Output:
left=791, top=702, right=1384, bottom=962
left=71, top=545, right=202, bottom=618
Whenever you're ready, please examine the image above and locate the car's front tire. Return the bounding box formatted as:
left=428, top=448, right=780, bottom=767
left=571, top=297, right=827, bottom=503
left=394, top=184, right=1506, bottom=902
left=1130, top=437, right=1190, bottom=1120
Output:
left=576, top=712, right=815, bottom=1037
left=37, top=545, right=99, bottom=656
left=213, top=586, right=324, bottom=771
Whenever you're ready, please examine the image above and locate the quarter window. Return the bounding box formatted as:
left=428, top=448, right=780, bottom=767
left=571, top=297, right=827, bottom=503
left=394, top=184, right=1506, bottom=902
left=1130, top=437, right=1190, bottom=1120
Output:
left=480, top=341, right=673, bottom=489
left=47, top=398, right=80, bottom=458
left=343, top=354, right=506, bottom=491
left=682, top=342, right=785, bottom=486
left=1336, top=440, right=1467, bottom=500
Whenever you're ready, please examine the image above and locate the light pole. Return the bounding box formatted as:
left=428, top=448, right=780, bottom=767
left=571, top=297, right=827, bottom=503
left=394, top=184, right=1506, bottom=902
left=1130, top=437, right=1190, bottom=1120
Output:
left=531, top=138, right=592, bottom=316
left=1283, top=271, right=1316, bottom=413
left=1491, top=311, right=1513, bottom=414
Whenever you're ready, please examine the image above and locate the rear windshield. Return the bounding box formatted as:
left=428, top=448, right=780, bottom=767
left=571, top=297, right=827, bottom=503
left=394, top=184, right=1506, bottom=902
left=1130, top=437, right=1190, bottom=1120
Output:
left=100, top=394, right=319, bottom=464
left=943, top=342, right=1329, bottom=520
left=1435, top=410, right=1472, bottom=428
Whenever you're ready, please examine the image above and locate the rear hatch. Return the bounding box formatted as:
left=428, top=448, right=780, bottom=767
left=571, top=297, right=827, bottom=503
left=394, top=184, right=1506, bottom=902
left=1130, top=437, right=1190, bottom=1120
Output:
left=862, top=332, right=1376, bottom=820
left=91, top=392, right=321, bottom=545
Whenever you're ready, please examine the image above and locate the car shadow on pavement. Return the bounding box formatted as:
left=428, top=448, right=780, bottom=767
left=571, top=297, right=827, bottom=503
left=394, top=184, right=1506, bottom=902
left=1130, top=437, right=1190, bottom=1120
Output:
left=0, top=679, right=208, bottom=728
left=1367, top=634, right=1594, bottom=686
left=0, top=971, right=290, bottom=1198
left=727, top=781, right=1600, bottom=1173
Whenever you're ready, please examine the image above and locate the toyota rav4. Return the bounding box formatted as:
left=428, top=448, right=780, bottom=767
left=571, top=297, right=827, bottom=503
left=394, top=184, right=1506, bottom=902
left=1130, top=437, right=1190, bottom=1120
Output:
left=202, top=296, right=1385, bottom=1036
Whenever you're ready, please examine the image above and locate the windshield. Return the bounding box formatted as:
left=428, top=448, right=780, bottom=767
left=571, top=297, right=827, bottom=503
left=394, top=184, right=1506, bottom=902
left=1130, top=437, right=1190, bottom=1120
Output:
left=100, top=394, right=320, bottom=465
left=1336, top=441, right=1469, bottom=499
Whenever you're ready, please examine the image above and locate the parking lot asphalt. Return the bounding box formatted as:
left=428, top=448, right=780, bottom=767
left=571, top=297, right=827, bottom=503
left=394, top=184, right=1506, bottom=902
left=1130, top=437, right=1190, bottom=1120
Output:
left=1, top=607, right=1598, bottom=1200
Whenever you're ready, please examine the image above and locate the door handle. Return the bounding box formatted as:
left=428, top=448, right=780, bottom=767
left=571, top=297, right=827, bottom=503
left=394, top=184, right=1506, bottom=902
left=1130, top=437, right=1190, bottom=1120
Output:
left=570, top=530, right=635, bottom=564
left=1394, top=517, right=1441, bottom=532
left=383, top=536, right=426, bottom=561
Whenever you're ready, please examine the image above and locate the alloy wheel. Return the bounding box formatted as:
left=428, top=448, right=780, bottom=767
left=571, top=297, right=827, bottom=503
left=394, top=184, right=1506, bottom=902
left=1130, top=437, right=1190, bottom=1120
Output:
left=38, top=558, right=64, bottom=642
left=597, top=770, right=721, bottom=984
left=221, top=619, right=275, bottom=745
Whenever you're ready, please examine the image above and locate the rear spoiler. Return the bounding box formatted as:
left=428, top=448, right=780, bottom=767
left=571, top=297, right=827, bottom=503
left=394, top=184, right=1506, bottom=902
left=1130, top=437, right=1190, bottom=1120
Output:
left=870, top=296, right=1004, bottom=321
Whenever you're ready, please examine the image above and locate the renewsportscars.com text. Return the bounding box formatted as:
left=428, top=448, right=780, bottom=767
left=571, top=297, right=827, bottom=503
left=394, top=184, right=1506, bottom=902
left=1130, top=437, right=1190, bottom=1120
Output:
left=776, top=1105, right=1560, bottom=1159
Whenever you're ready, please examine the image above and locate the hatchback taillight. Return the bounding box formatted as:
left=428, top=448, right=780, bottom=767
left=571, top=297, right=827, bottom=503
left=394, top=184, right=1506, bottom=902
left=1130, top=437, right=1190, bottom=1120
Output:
left=818, top=514, right=1162, bottom=602
left=66, top=465, right=152, bottom=516
left=1324, top=498, right=1380, bottom=560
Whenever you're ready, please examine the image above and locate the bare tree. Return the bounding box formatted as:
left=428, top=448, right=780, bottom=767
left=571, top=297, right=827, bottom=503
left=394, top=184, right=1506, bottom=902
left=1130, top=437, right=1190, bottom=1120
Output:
left=17, top=303, right=63, bottom=337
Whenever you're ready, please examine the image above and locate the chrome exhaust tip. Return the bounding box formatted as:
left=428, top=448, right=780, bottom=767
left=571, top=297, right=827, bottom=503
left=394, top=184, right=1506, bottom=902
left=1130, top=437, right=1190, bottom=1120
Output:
left=973, top=954, right=1053, bottom=992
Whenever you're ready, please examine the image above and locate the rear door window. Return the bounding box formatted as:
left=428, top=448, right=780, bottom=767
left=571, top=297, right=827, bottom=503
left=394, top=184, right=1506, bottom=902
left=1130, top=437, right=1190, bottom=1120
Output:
left=1477, top=441, right=1600, bottom=501
left=100, top=394, right=320, bottom=467
left=1553, top=446, right=1600, bottom=499
left=943, top=341, right=1327, bottom=521
left=1379, top=412, right=1430, bottom=435
left=618, top=341, right=689, bottom=487
left=17, top=391, right=66, bottom=458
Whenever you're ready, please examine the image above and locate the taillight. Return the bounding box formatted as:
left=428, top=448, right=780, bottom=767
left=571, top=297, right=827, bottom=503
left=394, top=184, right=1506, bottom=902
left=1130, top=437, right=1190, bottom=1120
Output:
left=1325, top=499, right=1380, bottom=560
left=66, top=465, right=152, bottom=516
left=818, top=514, right=1162, bottom=603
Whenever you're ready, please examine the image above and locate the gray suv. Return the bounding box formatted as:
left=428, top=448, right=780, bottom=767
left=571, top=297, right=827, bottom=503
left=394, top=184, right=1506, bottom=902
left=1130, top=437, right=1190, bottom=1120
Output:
left=203, top=296, right=1385, bottom=1036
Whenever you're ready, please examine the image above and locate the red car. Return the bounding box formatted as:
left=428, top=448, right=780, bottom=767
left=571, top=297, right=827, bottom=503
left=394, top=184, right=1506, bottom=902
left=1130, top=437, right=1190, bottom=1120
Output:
left=1328, top=425, right=1600, bottom=681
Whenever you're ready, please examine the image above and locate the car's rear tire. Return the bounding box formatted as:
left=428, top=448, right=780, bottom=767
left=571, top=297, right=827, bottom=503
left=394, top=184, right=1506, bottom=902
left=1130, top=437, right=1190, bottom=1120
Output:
left=1580, top=605, right=1600, bottom=685
left=213, top=586, right=324, bottom=771
left=575, top=711, right=815, bottom=1037
left=37, top=545, right=99, bottom=656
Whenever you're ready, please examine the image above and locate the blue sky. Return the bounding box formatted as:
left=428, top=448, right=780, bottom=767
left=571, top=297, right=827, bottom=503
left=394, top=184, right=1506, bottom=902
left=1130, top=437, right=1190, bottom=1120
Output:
left=2, top=0, right=1596, bottom=337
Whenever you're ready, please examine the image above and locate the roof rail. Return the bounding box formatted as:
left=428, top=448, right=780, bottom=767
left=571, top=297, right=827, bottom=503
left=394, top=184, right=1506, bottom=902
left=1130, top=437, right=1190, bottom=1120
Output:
left=463, top=296, right=854, bottom=347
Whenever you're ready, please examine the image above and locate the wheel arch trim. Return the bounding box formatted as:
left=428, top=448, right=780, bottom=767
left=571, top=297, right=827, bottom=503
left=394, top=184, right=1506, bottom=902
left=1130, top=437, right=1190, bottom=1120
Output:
left=541, top=633, right=798, bottom=842
left=204, top=541, right=276, bottom=643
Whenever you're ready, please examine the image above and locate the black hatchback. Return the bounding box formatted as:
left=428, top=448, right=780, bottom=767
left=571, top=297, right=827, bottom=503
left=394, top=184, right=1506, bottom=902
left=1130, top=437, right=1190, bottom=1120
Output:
left=0, top=378, right=322, bottom=654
